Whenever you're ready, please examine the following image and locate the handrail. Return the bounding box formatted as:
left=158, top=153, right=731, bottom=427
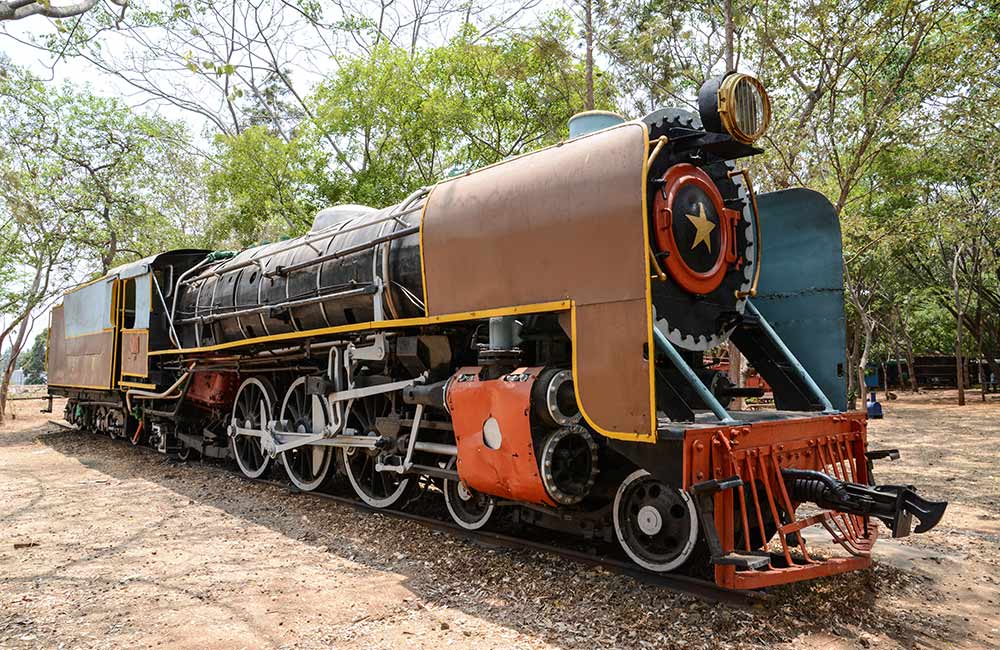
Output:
left=188, top=187, right=430, bottom=282
left=176, top=285, right=377, bottom=325
left=652, top=324, right=736, bottom=424
left=271, top=225, right=420, bottom=277
left=168, top=256, right=213, bottom=349
left=744, top=301, right=836, bottom=413
left=728, top=168, right=762, bottom=299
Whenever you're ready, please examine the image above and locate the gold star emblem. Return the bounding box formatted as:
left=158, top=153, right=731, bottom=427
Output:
left=686, top=202, right=716, bottom=253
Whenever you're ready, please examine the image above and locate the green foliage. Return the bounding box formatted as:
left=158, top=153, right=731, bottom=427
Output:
left=208, top=19, right=611, bottom=244
left=21, top=328, right=48, bottom=385
left=0, top=63, right=208, bottom=274
left=311, top=21, right=610, bottom=201
left=208, top=127, right=338, bottom=246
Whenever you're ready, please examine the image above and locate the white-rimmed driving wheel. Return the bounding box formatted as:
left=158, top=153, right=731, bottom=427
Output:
left=278, top=377, right=335, bottom=492
left=342, top=393, right=411, bottom=508
left=443, top=459, right=495, bottom=530
left=613, top=469, right=699, bottom=572
left=230, top=377, right=276, bottom=479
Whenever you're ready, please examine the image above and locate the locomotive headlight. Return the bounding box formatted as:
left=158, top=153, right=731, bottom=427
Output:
left=697, top=72, right=771, bottom=144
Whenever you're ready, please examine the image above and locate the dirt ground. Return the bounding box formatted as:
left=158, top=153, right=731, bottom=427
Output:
left=1, top=390, right=997, bottom=650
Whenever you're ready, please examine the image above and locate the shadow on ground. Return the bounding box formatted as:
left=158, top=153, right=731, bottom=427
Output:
left=11, top=423, right=965, bottom=650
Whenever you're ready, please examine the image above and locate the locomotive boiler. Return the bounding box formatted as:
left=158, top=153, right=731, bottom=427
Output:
left=47, top=72, right=946, bottom=590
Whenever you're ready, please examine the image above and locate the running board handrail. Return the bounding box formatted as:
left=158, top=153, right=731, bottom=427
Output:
left=744, top=301, right=836, bottom=413
left=652, top=324, right=736, bottom=424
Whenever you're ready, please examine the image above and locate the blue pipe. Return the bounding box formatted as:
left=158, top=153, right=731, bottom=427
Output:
left=745, top=301, right=837, bottom=413
left=652, top=325, right=736, bottom=424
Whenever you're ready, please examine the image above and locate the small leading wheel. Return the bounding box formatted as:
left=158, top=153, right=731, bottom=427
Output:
left=342, top=394, right=411, bottom=508
left=230, top=377, right=276, bottom=479
left=278, top=377, right=335, bottom=492
left=613, top=469, right=699, bottom=572
left=177, top=444, right=200, bottom=462
left=94, top=406, right=110, bottom=438
left=443, top=461, right=495, bottom=530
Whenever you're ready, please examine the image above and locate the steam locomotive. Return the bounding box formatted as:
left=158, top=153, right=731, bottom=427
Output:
left=47, top=72, right=946, bottom=589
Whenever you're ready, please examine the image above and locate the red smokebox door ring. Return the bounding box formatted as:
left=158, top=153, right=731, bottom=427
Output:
left=653, top=164, right=739, bottom=295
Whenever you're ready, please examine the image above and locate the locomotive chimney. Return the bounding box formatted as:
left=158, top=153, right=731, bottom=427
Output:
left=568, top=110, right=624, bottom=138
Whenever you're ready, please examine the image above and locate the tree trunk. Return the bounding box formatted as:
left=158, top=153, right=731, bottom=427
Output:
left=978, top=335, right=986, bottom=402
left=844, top=266, right=873, bottom=411
left=890, top=310, right=903, bottom=393
left=847, top=326, right=861, bottom=410
left=584, top=0, right=594, bottom=110
left=727, top=341, right=743, bottom=410
left=0, top=263, right=44, bottom=423
left=902, top=326, right=919, bottom=392
left=0, top=314, right=31, bottom=422
left=724, top=0, right=734, bottom=71
left=952, top=245, right=965, bottom=406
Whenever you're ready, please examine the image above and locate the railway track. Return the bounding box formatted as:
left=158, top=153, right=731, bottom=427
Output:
left=45, top=419, right=764, bottom=605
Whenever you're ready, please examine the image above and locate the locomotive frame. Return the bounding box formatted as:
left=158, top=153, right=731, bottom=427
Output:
left=48, top=74, right=946, bottom=590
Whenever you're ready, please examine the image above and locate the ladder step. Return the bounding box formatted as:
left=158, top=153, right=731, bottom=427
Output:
left=714, top=551, right=771, bottom=570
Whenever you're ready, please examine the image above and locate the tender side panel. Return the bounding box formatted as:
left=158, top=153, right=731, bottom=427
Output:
left=421, top=122, right=655, bottom=440
left=48, top=302, right=115, bottom=390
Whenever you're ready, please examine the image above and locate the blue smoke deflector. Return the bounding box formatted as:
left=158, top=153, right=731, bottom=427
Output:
left=752, top=188, right=848, bottom=411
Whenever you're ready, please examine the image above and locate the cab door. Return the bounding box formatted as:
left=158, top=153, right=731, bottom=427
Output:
left=120, top=273, right=152, bottom=384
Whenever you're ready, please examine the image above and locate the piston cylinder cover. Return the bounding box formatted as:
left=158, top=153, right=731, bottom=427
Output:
left=532, top=368, right=582, bottom=428
left=539, top=425, right=599, bottom=505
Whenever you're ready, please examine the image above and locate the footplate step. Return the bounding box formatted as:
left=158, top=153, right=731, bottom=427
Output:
left=714, top=551, right=771, bottom=570
left=689, top=476, right=770, bottom=569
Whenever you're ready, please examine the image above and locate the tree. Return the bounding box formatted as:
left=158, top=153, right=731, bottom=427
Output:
left=20, top=328, right=47, bottom=384
left=208, top=126, right=338, bottom=246
left=208, top=19, right=612, bottom=245
left=0, top=0, right=125, bottom=22
left=0, top=63, right=207, bottom=274
left=0, top=61, right=206, bottom=420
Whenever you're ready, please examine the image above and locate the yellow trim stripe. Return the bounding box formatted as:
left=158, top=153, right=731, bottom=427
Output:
left=639, top=120, right=658, bottom=443
left=149, top=300, right=572, bottom=356
left=119, top=380, right=157, bottom=390
left=417, top=184, right=437, bottom=317
left=48, top=382, right=115, bottom=391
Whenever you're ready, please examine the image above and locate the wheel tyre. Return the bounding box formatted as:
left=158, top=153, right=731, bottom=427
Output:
left=230, top=377, right=276, bottom=479
left=278, top=377, right=335, bottom=492
left=443, top=469, right=495, bottom=531
left=343, top=448, right=412, bottom=508
left=281, top=447, right=334, bottom=492
left=613, top=469, right=699, bottom=573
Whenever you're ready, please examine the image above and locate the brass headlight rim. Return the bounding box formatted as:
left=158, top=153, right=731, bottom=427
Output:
left=717, top=73, right=771, bottom=144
